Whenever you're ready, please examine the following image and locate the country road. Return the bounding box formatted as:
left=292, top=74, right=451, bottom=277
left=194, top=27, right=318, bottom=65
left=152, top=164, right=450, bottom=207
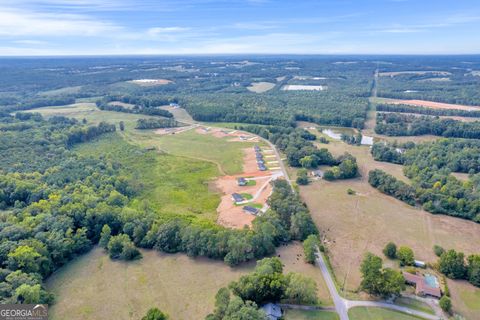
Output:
left=315, top=249, right=443, bottom=320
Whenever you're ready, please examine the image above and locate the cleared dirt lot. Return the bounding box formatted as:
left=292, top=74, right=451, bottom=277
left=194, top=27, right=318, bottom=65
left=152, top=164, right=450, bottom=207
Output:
left=247, top=81, right=276, bottom=93
left=215, top=147, right=275, bottom=229
left=282, top=85, right=327, bottom=91
left=375, top=97, right=480, bottom=111
left=196, top=126, right=259, bottom=142
left=128, top=79, right=173, bottom=86
left=379, top=71, right=451, bottom=77
left=298, top=137, right=480, bottom=316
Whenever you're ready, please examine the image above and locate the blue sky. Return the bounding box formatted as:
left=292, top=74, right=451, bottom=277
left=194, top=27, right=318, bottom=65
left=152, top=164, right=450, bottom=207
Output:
left=0, top=0, right=479, bottom=55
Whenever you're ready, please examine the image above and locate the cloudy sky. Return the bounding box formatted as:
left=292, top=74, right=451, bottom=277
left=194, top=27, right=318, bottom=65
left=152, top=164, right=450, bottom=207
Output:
left=1, top=0, right=480, bottom=55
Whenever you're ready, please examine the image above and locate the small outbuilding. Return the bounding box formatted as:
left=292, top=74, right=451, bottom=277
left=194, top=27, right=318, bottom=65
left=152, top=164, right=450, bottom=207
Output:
left=414, top=260, right=426, bottom=268
left=237, top=177, right=248, bottom=186
left=261, top=303, right=282, bottom=320
left=231, top=193, right=244, bottom=203
left=243, top=206, right=259, bottom=215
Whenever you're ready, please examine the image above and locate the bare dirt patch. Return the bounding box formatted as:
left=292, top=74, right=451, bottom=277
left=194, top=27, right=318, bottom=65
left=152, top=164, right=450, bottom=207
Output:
left=107, top=101, right=135, bottom=109
left=282, top=85, right=327, bottom=91
left=195, top=127, right=259, bottom=142
left=247, top=82, right=276, bottom=93
left=379, top=98, right=480, bottom=111
left=216, top=147, right=278, bottom=229
left=379, top=71, right=451, bottom=77
left=129, top=79, right=173, bottom=86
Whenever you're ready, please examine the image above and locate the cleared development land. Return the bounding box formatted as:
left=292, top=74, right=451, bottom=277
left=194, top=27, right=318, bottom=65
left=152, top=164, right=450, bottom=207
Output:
left=128, top=78, right=173, bottom=86
left=282, top=85, right=327, bottom=91
left=373, top=97, right=480, bottom=111
left=298, top=127, right=480, bottom=318
left=247, top=81, right=276, bottom=93
left=378, top=71, right=451, bottom=77
left=46, top=244, right=331, bottom=320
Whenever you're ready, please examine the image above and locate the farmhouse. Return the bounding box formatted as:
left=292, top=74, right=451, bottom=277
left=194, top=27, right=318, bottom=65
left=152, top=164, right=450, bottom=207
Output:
left=402, top=272, right=441, bottom=299
left=231, top=193, right=245, bottom=203
left=243, top=206, right=259, bottom=215
left=237, top=177, right=248, bottom=186
left=261, top=303, right=282, bottom=320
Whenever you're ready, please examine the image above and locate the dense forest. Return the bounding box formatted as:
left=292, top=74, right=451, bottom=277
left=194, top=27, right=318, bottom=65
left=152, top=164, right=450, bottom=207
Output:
left=375, top=113, right=480, bottom=139
left=369, top=139, right=480, bottom=222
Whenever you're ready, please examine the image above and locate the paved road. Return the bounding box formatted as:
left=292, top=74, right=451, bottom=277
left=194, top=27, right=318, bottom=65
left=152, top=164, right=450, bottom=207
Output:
left=315, top=249, right=443, bottom=320
left=315, top=251, right=350, bottom=320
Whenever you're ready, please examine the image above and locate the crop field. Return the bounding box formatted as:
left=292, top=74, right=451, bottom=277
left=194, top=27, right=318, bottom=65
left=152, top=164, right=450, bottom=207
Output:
left=246, top=81, right=276, bottom=93
left=297, top=131, right=480, bottom=315
left=46, top=244, right=331, bottom=320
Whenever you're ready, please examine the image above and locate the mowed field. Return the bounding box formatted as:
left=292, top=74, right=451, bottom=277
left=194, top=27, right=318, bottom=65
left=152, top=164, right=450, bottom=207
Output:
left=284, top=309, right=339, bottom=320
left=46, top=244, right=332, bottom=320
left=348, top=307, right=424, bottom=320
left=298, top=130, right=480, bottom=318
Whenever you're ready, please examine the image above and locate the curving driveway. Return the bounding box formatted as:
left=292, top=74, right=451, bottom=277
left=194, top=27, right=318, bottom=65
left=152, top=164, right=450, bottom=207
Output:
left=315, top=249, right=443, bottom=320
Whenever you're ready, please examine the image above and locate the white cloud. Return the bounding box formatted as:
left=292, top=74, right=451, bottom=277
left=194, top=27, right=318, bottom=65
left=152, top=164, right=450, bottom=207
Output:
left=0, top=8, right=121, bottom=37
left=147, top=27, right=191, bottom=36
left=12, top=39, right=47, bottom=45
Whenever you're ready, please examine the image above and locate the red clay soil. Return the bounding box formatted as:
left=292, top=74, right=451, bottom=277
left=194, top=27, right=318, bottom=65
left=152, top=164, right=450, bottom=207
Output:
left=387, top=99, right=480, bottom=111
left=215, top=148, right=275, bottom=229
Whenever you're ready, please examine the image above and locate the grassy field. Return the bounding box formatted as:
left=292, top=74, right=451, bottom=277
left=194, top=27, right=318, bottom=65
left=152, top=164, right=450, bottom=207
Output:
left=129, top=129, right=258, bottom=175
left=31, top=103, right=258, bottom=176
left=30, top=103, right=158, bottom=130
left=297, top=129, right=480, bottom=316
left=348, top=307, right=423, bottom=320
left=246, top=81, right=276, bottom=93
left=46, top=244, right=332, bottom=320
left=394, top=297, right=434, bottom=315
left=45, top=247, right=253, bottom=320
left=284, top=309, right=339, bottom=320
left=75, top=133, right=220, bottom=222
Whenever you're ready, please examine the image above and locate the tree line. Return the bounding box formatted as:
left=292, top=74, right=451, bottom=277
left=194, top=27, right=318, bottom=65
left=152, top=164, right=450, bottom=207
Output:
left=375, top=113, right=480, bottom=139
left=207, top=257, right=319, bottom=319
left=135, top=118, right=178, bottom=130
left=369, top=139, right=480, bottom=222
